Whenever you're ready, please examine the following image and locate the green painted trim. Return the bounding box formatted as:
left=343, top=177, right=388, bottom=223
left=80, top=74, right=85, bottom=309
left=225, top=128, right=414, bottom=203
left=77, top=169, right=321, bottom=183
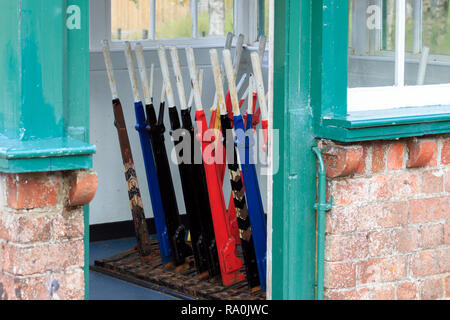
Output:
left=318, top=105, right=450, bottom=142
left=0, top=155, right=93, bottom=174
left=319, top=120, right=450, bottom=142
left=0, top=137, right=96, bottom=160
left=323, top=105, right=450, bottom=128
left=273, top=0, right=317, bottom=300
left=0, top=136, right=95, bottom=173
left=312, top=0, right=349, bottom=127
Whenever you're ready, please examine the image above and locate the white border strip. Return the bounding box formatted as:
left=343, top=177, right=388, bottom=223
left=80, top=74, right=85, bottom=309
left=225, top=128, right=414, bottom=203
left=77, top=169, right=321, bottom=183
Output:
left=348, top=84, right=450, bottom=111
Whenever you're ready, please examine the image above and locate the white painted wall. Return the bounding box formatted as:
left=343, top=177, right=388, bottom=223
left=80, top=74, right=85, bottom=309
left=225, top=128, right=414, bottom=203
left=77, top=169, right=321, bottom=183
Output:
left=89, top=47, right=269, bottom=225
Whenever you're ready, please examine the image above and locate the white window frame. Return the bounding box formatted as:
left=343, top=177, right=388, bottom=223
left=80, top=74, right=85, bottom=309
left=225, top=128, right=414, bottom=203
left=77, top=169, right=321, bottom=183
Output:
left=89, top=0, right=262, bottom=52
left=348, top=0, right=450, bottom=111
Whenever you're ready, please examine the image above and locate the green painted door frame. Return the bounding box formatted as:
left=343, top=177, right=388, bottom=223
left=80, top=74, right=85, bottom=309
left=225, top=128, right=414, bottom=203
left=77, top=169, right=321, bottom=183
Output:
left=272, top=0, right=349, bottom=300
left=272, top=0, right=317, bottom=300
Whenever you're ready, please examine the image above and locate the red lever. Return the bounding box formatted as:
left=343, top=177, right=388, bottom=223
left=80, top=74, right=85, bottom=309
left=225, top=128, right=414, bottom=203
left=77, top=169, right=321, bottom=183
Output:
left=195, top=110, right=244, bottom=286
left=262, top=120, right=269, bottom=152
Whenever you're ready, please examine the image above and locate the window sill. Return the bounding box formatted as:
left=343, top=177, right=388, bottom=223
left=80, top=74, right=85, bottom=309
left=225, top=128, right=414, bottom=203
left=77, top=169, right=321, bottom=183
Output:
left=317, top=105, right=450, bottom=142
left=90, top=36, right=233, bottom=53
left=348, top=84, right=450, bottom=111
left=90, top=36, right=267, bottom=53
left=0, top=136, right=96, bottom=173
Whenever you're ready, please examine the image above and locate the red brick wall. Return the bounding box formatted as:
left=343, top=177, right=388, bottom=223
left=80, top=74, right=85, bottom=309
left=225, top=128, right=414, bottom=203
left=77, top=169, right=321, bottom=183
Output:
left=322, top=135, right=450, bottom=300
left=0, top=170, right=97, bottom=300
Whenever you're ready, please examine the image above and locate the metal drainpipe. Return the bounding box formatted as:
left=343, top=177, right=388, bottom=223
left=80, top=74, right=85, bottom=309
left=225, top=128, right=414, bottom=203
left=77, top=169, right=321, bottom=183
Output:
left=312, top=147, right=333, bottom=300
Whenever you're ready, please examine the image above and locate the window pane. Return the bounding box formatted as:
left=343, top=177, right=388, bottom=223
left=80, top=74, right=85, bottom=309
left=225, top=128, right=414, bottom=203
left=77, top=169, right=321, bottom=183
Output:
left=111, top=0, right=152, bottom=41
left=382, top=0, right=397, bottom=51
left=198, top=0, right=234, bottom=37
left=423, top=0, right=450, bottom=55
left=156, top=0, right=192, bottom=39
left=405, top=0, right=450, bottom=85
left=348, top=0, right=396, bottom=88
left=406, top=0, right=450, bottom=55
left=264, top=0, right=269, bottom=36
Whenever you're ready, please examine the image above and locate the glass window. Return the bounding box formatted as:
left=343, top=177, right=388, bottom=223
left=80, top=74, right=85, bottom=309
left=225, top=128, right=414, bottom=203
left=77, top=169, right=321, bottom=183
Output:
left=348, top=0, right=450, bottom=89
left=407, top=0, right=450, bottom=55
left=111, top=0, right=152, bottom=40
left=405, top=0, right=450, bottom=85
left=198, top=0, right=234, bottom=37
left=156, top=0, right=192, bottom=39
left=348, top=0, right=396, bottom=88
left=111, top=0, right=234, bottom=41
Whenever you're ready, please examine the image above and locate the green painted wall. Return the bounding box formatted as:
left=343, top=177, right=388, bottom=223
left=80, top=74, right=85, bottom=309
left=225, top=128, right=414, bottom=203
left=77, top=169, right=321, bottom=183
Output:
left=0, top=0, right=94, bottom=173
left=0, top=0, right=92, bottom=299
left=0, top=1, right=21, bottom=139
left=0, top=0, right=64, bottom=140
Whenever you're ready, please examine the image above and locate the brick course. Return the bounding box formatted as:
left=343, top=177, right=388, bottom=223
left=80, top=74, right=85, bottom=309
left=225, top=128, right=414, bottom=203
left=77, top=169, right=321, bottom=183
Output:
left=0, top=170, right=97, bottom=300
left=322, top=135, right=450, bottom=300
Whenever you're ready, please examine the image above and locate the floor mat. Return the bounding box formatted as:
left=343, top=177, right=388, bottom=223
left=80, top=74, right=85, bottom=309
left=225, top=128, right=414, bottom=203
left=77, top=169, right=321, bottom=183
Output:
left=92, top=240, right=266, bottom=300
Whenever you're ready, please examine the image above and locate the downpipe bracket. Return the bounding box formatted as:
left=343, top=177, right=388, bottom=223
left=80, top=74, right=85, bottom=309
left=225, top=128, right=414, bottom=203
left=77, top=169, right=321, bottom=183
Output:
left=314, top=200, right=333, bottom=212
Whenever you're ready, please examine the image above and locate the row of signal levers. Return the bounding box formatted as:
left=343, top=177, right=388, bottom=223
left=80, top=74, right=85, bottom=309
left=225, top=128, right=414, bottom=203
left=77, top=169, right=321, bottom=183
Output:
left=102, top=33, right=269, bottom=293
